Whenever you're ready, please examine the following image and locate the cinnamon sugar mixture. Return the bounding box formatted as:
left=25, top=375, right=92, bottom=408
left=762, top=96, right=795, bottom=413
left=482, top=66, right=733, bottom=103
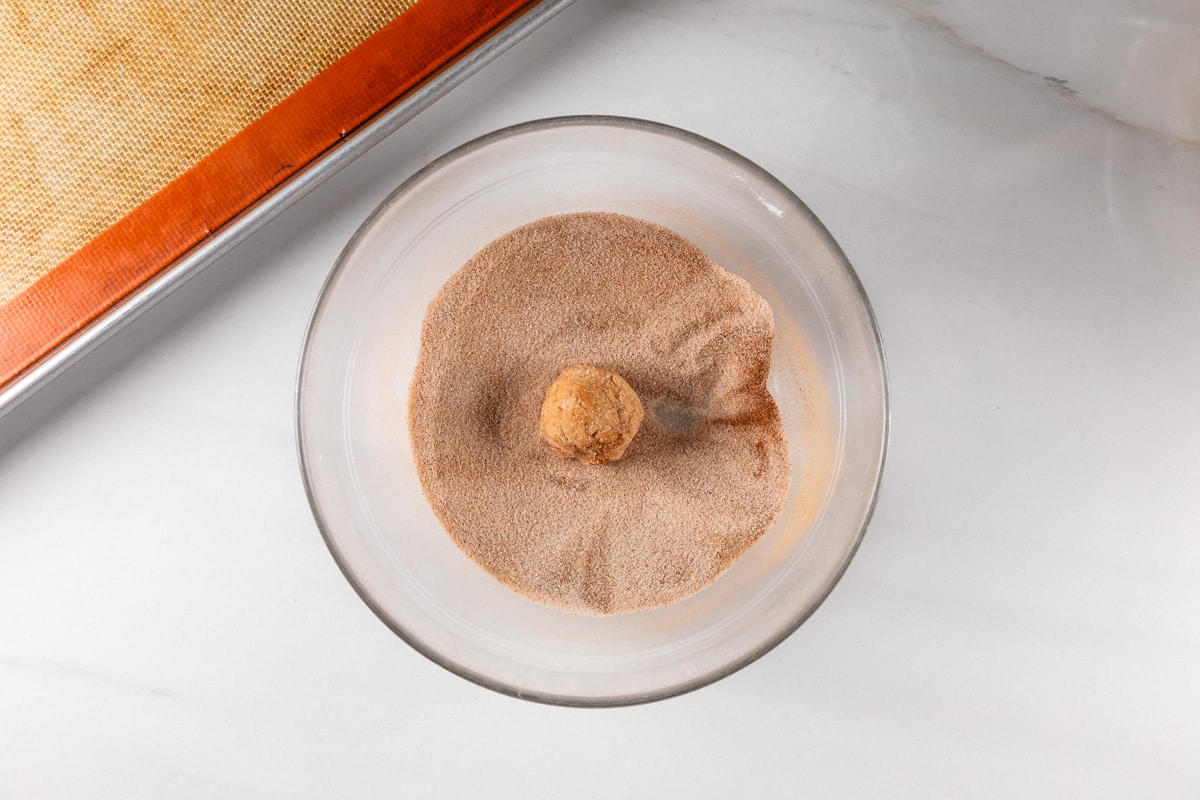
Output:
left=408, top=212, right=790, bottom=614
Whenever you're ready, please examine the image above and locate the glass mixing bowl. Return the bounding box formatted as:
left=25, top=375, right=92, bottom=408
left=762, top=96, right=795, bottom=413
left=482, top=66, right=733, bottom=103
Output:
left=297, top=116, right=888, bottom=706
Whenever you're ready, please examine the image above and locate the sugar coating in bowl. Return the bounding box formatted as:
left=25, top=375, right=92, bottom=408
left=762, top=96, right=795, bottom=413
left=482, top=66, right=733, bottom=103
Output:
left=407, top=212, right=791, bottom=615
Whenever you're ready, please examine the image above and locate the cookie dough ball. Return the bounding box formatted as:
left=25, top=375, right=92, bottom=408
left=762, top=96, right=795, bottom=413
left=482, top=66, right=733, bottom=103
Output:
left=540, top=365, right=644, bottom=465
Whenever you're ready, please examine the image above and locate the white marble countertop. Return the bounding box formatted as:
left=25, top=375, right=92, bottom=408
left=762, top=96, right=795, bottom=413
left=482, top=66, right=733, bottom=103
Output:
left=2, top=1, right=1198, bottom=796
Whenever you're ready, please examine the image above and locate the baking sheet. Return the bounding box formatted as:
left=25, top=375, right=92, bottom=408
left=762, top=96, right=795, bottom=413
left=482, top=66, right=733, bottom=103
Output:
left=0, top=0, right=574, bottom=417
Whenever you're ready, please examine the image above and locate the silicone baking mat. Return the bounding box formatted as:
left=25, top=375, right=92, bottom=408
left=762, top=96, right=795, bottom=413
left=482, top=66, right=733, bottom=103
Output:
left=0, top=0, right=558, bottom=399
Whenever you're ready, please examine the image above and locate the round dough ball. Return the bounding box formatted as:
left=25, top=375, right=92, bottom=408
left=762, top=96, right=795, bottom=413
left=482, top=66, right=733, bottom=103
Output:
left=540, top=365, right=644, bottom=465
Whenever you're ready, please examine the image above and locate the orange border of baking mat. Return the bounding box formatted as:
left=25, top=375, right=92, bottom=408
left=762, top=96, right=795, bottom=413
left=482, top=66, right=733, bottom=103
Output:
left=0, top=0, right=537, bottom=389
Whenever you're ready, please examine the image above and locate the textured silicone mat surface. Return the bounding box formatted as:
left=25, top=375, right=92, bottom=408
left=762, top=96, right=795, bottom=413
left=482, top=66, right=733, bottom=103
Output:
left=0, top=0, right=416, bottom=303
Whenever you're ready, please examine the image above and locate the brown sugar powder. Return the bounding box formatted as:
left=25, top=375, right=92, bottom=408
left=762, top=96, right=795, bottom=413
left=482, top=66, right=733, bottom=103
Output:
left=408, top=212, right=790, bottom=615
